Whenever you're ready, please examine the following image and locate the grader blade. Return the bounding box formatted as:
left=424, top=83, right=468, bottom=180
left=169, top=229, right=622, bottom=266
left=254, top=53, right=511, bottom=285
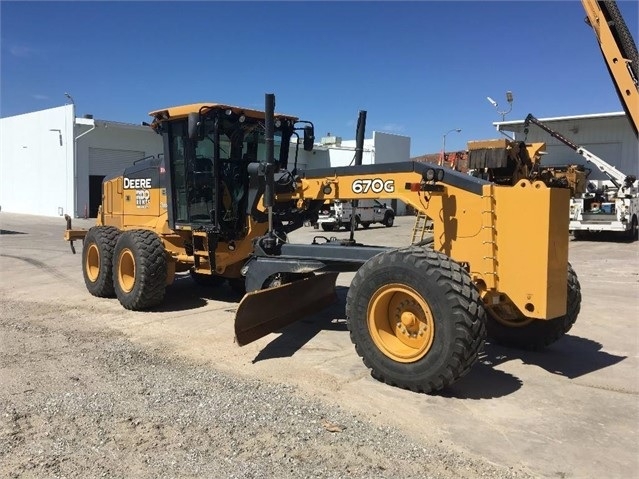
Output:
left=234, top=272, right=339, bottom=346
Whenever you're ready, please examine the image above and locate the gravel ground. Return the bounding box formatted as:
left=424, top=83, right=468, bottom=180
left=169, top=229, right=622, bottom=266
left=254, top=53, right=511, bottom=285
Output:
left=0, top=296, right=533, bottom=479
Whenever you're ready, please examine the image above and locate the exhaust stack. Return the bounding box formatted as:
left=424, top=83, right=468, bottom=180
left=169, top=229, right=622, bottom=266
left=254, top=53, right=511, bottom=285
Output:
left=264, top=93, right=276, bottom=233
left=350, top=110, right=367, bottom=241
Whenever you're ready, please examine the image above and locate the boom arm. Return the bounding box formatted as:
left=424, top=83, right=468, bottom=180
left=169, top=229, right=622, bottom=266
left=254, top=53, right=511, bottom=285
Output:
left=581, top=0, right=639, bottom=137
left=524, top=113, right=627, bottom=188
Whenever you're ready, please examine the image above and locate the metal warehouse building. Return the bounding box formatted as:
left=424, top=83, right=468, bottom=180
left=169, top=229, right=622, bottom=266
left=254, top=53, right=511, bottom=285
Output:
left=0, top=105, right=163, bottom=218
left=495, top=112, right=638, bottom=182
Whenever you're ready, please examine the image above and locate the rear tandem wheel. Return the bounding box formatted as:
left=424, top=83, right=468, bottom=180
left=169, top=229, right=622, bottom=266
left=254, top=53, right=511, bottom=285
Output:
left=346, top=246, right=486, bottom=393
left=82, top=226, right=120, bottom=297
left=485, top=263, right=581, bottom=350
left=113, top=229, right=167, bottom=310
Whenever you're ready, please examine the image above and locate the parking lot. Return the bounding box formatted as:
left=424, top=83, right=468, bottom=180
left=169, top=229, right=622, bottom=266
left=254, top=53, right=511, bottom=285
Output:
left=1, top=212, right=637, bottom=478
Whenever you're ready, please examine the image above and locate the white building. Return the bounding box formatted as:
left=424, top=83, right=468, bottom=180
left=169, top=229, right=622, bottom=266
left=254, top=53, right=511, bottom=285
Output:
left=495, top=112, right=638, bottom=182
left=295, top=131, right=411, bottom=214
left=0, top=105, right=163, bottom=218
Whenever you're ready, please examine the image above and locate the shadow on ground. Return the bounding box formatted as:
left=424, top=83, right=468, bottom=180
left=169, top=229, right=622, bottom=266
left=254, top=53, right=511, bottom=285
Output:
left=251, top=289, right=626, bottom=399
left=572, top=231, right=636, bottom=243
left=441, top=335, right=626, bottom=399
left=150, top=274, right=243, bottom=313
left=251, top=286, right=350, bottom=363
left=153, top=276, right=627, bottom=399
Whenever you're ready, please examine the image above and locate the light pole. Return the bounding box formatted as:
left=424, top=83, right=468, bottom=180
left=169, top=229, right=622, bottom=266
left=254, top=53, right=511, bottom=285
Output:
left=487, top=90, right=514, bottom=121
left=442, top=128, right=462, bottom=165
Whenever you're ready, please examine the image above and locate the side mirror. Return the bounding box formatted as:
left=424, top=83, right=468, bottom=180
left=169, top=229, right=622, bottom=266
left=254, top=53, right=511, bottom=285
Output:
left=303, top=125, right=315, bottom=151
left=188, top=112, right=201, bottom=139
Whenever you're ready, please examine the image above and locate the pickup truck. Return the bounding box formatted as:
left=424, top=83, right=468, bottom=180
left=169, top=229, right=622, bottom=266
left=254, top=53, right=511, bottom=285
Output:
left=315, top=199, right=395, bottom=231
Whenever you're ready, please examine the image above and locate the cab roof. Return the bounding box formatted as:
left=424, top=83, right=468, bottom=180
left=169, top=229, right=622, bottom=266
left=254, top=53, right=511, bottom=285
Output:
left=149, top=103, right=299, bottom=121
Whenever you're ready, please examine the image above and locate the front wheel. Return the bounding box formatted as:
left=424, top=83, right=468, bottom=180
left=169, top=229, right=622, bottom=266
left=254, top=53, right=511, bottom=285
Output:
left=113, top=230, right=167, bottom=310
left=346, top=247, right=486, bottom=393
left=383, top=213, right=394, bottom=227
left=486, top=264, right=581, bottom=350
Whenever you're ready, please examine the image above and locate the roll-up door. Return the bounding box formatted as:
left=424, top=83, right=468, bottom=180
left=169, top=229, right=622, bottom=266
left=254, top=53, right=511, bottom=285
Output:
left=89, top=147, right=145, bottom=176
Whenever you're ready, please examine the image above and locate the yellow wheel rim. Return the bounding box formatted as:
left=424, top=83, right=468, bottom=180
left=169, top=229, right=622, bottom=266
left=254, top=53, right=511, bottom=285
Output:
left=85, top=243, right=100, bottom=283
left=117, top=248, right=136, bottom=293
left=367, top=284, right=435, bottom=363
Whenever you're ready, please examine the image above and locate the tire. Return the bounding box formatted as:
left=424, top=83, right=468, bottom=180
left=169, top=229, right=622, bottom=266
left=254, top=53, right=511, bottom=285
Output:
left=82, top=226, right=120, bottom=297
left=346, top=247, right=486, bottom=393
left=605, top=1, right=639, bottom=82
left=626, top=215, right=638, bottom=242
left=113, top=230, right=167, bottom=310
left=190, top=270, right=226, bottom=288
left=361, top=222, right=371, bottom=229
left=414, top=237, right=434, bottom=247
left=383, top=213, right=394, bottom=227
left=486, top=264, right=581, bottom=350
left=321, top=224, right=333, bottom=232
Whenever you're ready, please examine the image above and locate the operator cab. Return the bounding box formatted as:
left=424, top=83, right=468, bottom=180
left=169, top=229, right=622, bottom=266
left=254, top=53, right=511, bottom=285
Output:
left=150, top=103, right=314, bottom=241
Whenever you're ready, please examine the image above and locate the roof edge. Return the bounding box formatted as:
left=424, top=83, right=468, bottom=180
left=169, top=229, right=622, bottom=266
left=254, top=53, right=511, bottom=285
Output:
left=494, top=111, right=626, bottom=127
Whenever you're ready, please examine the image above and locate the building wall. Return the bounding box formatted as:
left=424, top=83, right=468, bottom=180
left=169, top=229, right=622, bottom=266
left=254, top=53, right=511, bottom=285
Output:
left=325, top=139, right=375, bottom=167
left=373, top=131, right=410, bottom=165
left=499, top=113, right=638, bottom=182
left=287, top=143, right=331, bottom=172
left=0, top=105, right=74, bottom=217
left=0, top=106, right=164, bottom=218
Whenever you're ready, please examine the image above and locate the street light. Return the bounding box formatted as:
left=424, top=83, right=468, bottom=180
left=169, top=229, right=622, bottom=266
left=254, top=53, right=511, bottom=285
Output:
left=487, top=90, right=514, bottom=120
left=442, top=128, right=462, bottom=165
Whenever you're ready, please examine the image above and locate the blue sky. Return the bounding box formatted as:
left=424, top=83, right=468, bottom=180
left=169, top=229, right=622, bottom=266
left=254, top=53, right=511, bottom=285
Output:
left=1, top=1, right=637, bottom=156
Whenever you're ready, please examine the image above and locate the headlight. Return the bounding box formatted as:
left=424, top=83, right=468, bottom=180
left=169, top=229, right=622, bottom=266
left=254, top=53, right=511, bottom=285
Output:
left=425, top=169, right=435, bottom=181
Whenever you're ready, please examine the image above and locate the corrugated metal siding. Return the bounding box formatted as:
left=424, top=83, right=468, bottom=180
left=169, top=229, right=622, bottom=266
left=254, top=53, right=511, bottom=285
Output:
left=88, top=148, right=145, bottom=176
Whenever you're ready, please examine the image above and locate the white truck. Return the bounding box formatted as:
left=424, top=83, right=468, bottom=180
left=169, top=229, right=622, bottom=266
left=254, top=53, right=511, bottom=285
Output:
left=524, top=114, right=638, bottom=241
left=315, top=199, right=395, bottom=231
left=567, top=150, right=638, bottom=240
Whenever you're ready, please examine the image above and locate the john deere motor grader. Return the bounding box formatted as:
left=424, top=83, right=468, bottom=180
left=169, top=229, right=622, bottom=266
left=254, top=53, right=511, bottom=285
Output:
left=65, top=93, right=581, bottom=393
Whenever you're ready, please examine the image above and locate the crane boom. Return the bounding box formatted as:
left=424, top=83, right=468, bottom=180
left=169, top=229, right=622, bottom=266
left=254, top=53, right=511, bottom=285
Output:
left=581, top=0, right=639, bottom=137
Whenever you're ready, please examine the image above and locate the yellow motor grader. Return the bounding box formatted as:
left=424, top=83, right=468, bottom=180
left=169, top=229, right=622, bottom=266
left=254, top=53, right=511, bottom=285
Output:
left=65, top=93, right=580, bottom=393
